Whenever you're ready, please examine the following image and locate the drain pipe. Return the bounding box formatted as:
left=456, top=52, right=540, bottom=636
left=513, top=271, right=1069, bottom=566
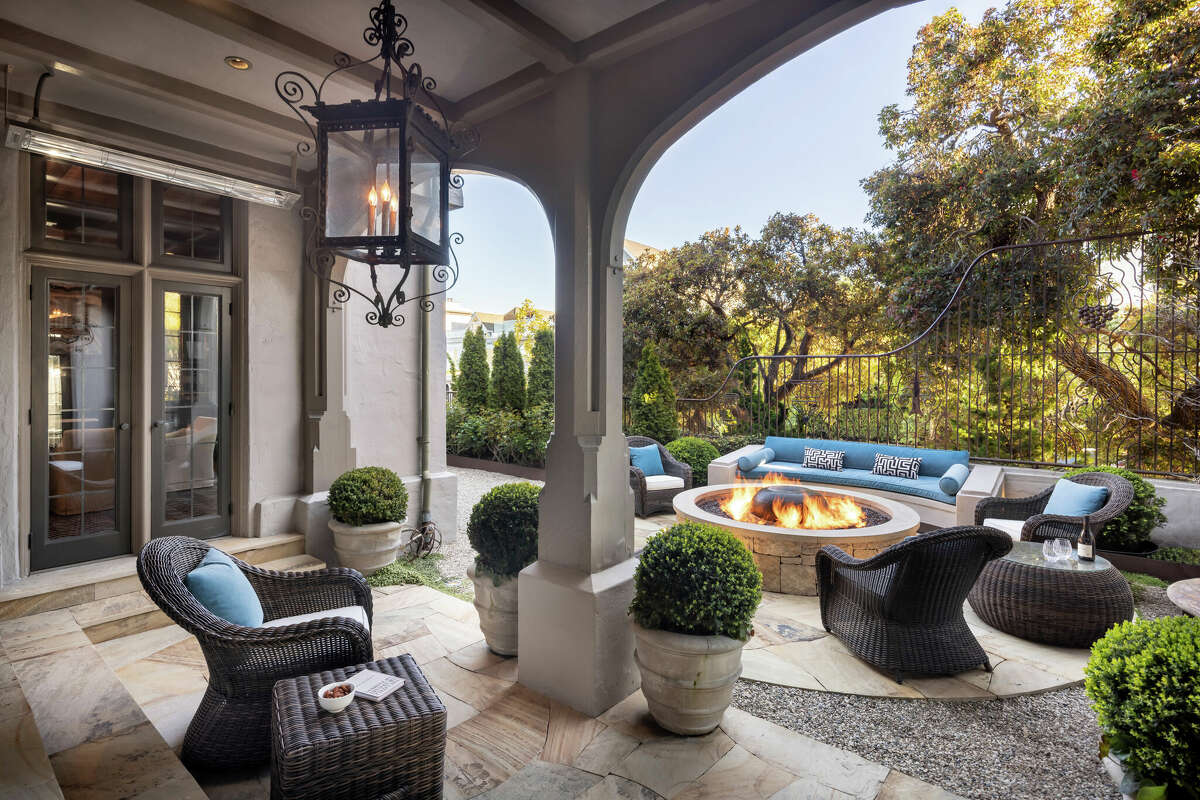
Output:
left=417, top=263, right=435, bottom=533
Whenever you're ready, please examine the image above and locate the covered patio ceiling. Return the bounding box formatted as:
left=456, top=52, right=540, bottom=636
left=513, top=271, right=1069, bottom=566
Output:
left=0, top=0, right=818, bottom=187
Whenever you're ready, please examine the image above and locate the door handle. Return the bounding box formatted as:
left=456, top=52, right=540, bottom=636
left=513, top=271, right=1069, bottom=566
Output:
left=119, top=423, right=130, bottom=431
left=151, top=420, right=169, bottom=429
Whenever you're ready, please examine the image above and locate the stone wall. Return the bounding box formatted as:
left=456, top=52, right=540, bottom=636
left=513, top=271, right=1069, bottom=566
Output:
left=0, top=151, right=22, bottom=587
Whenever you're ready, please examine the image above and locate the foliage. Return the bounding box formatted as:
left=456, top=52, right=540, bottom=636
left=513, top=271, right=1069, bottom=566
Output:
left=467, top=482, right=540, bottom=581
left=694, top=432, right=764, bottom=456
left=629, top=344, right=679, bottom=443
left=490, top=331, right=527, bottom=412
left=367, top=553, right=470, bottom=600
left=665, top=437, right=720, bottom=487
left=327, top=466, right=408, bottom=526
left=458, top=327, right=490, bottom=409
left=1121, top=570, right=1168, bottom=601
left=526, top=328, right=554, bottom=408
left=1085, top=616, right=1200, bottom=797
left=1063, top=466, right=1166, bottom=550
left=1150, top=547, right=1200, bottom=566
left=446, top=402, right=551, bottom=467
left=630, top=522, right=762, bottom=640
left=510, top=298, right=553, bottom=357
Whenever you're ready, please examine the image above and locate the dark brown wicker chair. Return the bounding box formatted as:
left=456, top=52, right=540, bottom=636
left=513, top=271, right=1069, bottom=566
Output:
left=973, top=471, right=1134, bottom=544
left=627, top=435, right=692, bottom=517
left=137, top=536, right=374, bottom=770
left=817, top=526, right=1013, bottom=682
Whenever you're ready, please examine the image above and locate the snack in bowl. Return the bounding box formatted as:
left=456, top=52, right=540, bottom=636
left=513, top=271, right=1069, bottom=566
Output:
left=317, top=681, right=355, bottom=713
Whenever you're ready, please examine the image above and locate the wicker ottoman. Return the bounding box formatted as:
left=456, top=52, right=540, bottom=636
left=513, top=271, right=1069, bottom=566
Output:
left=271, top=655, right=447, bottom=800
left=968, top=541, right=1133, bottom=648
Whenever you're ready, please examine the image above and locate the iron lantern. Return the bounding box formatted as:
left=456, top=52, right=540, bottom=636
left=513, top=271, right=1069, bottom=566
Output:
left=276, top=0, right=474, bottom=327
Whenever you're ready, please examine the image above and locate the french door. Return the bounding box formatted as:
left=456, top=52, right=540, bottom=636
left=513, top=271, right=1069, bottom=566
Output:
left=151, top=282, right=231, bottom=539
left=30, top=269, right=132, bottom=570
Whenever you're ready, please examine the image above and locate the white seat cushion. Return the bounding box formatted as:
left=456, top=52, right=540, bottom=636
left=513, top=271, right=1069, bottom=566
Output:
left=260, top=605, right=370, bottom=632
left=644, top=474, right=685, bottom=491
left=982, top=518, right=1024, bottom=541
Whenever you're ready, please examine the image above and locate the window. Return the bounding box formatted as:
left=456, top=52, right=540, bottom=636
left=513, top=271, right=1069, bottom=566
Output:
left=31, top=157, right=133, bottom=259
left=152, top=183, right=233, bottom=271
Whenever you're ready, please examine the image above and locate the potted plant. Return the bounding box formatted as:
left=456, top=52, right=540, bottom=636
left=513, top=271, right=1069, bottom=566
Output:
left=1086, top=616, right=1200, bottom=799
left=629, top=522, right=762, bottom=735
left=466, top=482, right=540, bottom=655
left=327, top=466, right=409, bottom=576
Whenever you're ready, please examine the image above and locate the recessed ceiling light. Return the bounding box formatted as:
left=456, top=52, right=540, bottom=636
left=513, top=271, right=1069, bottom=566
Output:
left=224, top=56, right=252, bottom=71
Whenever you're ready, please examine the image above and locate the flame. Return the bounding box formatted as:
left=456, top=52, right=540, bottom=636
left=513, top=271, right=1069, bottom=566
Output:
left=379, top=181, right=392, bottom=204
left=718, top=474, right=868, bottom=530
left=368, top=186, right=379, bottom=206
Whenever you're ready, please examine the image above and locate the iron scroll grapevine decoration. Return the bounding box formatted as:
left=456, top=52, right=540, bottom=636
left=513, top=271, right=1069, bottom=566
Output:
left=275, top=0, right=478, bottom=328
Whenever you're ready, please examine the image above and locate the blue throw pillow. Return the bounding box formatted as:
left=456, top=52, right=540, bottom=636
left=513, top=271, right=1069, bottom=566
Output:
left=938, top=463, right=970, bottom=496
left=184, top=548, right=264, bottom=627
left=630, top=444, right=665, bottom=476
left=1043, top=479, right=1109, bottom=517
left=737, top=447, right=775, bottom=473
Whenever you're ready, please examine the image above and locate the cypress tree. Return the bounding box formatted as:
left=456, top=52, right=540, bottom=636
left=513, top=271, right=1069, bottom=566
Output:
left=526, top=328, right=554, bottom=408
left=457, top=327, right=490, bottom=409
left=629, top=343, right=679, bottom=443
left=490, top=331, right=527, bottom=412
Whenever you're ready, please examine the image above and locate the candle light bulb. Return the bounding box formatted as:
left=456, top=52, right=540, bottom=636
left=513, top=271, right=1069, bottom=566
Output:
left=380, top=181, right=392, bottom=204
left=389, top=196, right=399, bottom=237
left=367, top=186, right=378, bottom=237
left=368, top=186, right=378, bottom=206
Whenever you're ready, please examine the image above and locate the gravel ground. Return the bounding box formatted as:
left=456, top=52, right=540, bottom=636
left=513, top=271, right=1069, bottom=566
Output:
left=1135, top=584, right=1183, bottom=620
left=731, top=682, right=1120, bottom=800
left=438, top=467, right=543, bottom=596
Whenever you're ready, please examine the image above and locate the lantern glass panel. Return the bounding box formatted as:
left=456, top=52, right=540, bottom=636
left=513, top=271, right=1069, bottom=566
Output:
left=324, top=125, right=402, bottom=240
left=409, top=139, right=442, bottom=244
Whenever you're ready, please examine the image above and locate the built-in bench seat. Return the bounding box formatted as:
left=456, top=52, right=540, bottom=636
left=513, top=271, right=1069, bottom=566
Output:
left=708, top=436, right=1003, bottom=528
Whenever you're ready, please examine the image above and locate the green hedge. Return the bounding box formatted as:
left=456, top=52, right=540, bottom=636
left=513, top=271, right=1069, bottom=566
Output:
left=328, top=466, right=408, bottom=526
left=629, top=522, right=762, bottom=640
left=1149, top=546, right=1200, bottom=565
left=1063, top=466, right=1166, bottom=551
left=447, top=403, right=552, bottom=467
left=666, top=437, right=720, bottom=487
left=467, top=482, right=540, bottom=581
left=1085, top=617, right=1200, bottom=796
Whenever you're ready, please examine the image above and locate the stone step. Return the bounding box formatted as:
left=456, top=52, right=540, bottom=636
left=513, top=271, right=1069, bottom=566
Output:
left=256, top=554, right=327, bottom=573
left=69, top=589, right=171, bottom=644
left=0, top=533, right=307, bottom=621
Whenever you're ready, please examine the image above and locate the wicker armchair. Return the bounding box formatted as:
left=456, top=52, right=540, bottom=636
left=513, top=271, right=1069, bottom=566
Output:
left=973, top=471, right=1134, bottom=544
left=137, top=536, right=373, bottom=770
left=627, top=435, right=692, bottom=517
left=817, top=526, right=1012, bottom=682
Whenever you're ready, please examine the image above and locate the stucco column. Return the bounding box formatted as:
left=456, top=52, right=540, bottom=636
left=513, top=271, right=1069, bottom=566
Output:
left=517, top=71, right=639, bottom=716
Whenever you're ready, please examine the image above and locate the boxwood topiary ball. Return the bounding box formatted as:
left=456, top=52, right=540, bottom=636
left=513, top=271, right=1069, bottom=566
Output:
left=666, top=436, right=720, bottom=487
left=467, top=482, right=540, bottom=581
left=328, top=466, right=409, bottom=526
left=630, top=522, right=762, bottom=640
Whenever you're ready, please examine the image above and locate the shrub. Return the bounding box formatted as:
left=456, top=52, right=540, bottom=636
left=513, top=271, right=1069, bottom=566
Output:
left=328, top=466, right=408, bottom=526
left=629, top=522, right=762, bottom=640
left=490, top=331, right=527, bottom=412
left=1063, top=466, right=1166, bottom=551
left=629, top=343, right=679, bottom=443
left=1150, top=546, right=1200, bottom=565
left=666, top=437, right=720, bottom=487
left=696, top=432, right=763, bottom=456
left=527, top=328, right=554, bottom=408
left=467, top=482, right=541, bottom=581
left=458, top=328, right=490, bottom=409
left=446, top=403, right=552, bottom=467
left=1085, top=617, right=1200, bottom=795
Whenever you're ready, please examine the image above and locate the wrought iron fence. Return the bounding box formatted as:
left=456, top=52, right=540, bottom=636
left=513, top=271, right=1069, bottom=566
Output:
left=675, top=231, right=1200, bottom=478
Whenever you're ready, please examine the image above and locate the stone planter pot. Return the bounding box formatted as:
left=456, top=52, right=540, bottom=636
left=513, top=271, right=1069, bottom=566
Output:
left=329, top=519, right=405, bottom=576
left=631, top=622, right=745, bottom=736
left=469, top=564, right=518, bottom=655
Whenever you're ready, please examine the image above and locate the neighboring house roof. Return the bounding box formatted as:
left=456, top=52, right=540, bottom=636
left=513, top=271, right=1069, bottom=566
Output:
left=502, top=306, right=554, bottom=321
left=622, top=238, right=659, bottom=264
left=472, top=312, right=506, bottom=324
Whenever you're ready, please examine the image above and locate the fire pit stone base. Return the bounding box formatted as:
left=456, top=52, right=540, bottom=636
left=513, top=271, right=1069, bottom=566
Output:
left=673, top=483, right=921, bottom=595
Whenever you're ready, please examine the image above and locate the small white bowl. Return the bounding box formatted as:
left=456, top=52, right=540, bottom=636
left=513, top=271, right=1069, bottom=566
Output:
left=317, top=681, right=355, bottom=713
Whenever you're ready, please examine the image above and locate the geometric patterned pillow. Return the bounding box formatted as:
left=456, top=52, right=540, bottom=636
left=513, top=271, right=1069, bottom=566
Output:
left=872, top=453, right=921, bottom=480
left=803, top=447, right=845, bottom=472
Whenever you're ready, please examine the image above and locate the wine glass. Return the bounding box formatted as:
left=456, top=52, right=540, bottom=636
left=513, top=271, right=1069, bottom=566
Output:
left=1041, top=539, right=1057, bottom=562
left=1053, top=538, right=1073, bottom=562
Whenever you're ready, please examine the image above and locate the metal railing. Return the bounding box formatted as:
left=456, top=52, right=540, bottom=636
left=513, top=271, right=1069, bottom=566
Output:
left=674, top=231, right=1200, bottom=478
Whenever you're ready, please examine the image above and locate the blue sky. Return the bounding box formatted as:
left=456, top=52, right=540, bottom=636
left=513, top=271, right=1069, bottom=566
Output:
left=447, top=0, right=998, bottom=312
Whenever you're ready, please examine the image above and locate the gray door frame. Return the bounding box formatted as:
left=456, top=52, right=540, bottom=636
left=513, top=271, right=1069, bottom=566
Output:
left=30, top=267, right=133, bottom=570
left=151, top=280, right=232, bottom=540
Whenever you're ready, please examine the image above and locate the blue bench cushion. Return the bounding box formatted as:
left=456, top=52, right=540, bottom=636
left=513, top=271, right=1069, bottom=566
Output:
left=762, top=437, right=967, bottom=477
left=737, top=447, right=775, bottom=473
left=938, top=463, right=970, bottom=496
left=741, top=461, right=957, bottom=505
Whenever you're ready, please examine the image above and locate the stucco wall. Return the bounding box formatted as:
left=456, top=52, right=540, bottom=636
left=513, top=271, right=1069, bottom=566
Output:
left=0, top=150, right=22, bottom=588
left=245, top=204, right=304, bottom=516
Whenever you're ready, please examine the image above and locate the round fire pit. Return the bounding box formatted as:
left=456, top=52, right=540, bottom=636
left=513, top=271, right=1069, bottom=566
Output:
left=673, top=483, right=920, bottom=595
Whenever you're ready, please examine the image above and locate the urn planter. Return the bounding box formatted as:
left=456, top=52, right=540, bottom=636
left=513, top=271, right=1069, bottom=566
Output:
left=631, top=622, right=745, bottom=735
left=468, top=564, right=518, bottom=655
left=329, top=518, right=405, bottom=576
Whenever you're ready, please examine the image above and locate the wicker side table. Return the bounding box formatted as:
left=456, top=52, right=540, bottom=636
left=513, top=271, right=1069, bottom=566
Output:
left=968, top=541, right=1133, bottom=648
left=271, top=655, right=447, bottom=800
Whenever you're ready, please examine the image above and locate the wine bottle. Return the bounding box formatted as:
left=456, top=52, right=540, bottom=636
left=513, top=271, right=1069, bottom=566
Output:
left=1078, top=515, right=1095, bottom=562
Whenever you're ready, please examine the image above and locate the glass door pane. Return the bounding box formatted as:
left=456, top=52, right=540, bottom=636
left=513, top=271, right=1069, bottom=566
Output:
left=31, top=271, right=131, bottom=570
left=153, top=283, right=230, bottom=539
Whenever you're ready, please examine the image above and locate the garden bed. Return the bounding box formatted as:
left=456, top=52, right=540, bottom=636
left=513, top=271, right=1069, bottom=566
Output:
left=447, top=454, right=546, bottom=481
